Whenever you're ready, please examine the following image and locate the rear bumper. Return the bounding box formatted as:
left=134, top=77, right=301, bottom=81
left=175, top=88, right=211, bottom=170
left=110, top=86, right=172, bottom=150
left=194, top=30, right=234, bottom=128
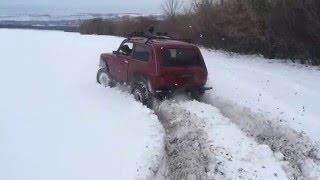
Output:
left=199, top=87, right=213, bottom=91
left=153, top=86, right=212, bottom=97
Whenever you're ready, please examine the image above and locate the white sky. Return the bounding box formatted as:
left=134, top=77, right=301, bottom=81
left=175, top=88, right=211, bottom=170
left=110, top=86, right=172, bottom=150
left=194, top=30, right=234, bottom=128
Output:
left=0, top=0, right=167, bottom=14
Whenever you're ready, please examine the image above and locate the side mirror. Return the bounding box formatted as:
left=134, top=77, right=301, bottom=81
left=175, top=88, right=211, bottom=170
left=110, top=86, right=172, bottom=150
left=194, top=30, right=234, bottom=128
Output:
left=113, top=51, right=118, bottom=55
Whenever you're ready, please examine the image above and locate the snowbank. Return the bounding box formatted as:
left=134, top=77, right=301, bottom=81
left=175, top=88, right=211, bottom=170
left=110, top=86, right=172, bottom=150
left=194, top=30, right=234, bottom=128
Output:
left=0, top=29, right=164, bottom=180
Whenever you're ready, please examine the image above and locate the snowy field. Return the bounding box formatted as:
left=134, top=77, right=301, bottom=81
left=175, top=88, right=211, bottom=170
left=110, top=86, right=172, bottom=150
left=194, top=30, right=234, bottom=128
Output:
left=0, top=29, right=164, bottom=180
left=1, top=29, right=320, bottom=179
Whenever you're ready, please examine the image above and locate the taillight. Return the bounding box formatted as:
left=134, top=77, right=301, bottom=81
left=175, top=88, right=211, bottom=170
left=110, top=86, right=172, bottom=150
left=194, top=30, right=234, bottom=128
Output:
left=159, top=75, right=171, bottom=85
left=160, top=76, right=166, bottom=85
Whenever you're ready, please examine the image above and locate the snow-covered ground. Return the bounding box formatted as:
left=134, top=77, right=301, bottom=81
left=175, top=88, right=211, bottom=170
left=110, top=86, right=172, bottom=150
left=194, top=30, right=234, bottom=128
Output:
left=202, top=50, right=320, bottom=144
left=1, top=29, right=320, bottom=179
left=201, top=50, right=320, bottom=179
left=0, top=29, right=164, bottom=180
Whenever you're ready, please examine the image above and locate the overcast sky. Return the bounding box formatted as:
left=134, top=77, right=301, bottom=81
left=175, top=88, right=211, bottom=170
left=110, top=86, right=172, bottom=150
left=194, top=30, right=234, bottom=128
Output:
left=0, top=0, right=166, bottom=14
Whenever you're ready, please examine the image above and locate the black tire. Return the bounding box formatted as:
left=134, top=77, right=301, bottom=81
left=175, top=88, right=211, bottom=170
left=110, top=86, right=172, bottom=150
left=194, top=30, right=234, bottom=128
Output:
left=132, top=81, right=153, bottom=108
left=96, top=68, right=115, bottom=87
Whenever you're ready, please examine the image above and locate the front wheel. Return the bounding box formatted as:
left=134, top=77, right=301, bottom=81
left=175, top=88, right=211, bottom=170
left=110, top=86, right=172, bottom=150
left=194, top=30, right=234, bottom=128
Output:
left=97, top=68, right=115, bottom=87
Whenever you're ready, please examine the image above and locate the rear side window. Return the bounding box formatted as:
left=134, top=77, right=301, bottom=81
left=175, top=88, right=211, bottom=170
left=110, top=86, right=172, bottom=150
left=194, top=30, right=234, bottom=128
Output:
left=133, top=44, right=150, bottom=62
left=161, top=48, right=201, bottom=67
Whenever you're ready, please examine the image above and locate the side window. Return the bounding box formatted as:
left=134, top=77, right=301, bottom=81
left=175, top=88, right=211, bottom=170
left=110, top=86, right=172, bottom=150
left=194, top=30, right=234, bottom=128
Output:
left=119, top=42, right=133, bottom=56
left=132, top=44, right=150, bottom=62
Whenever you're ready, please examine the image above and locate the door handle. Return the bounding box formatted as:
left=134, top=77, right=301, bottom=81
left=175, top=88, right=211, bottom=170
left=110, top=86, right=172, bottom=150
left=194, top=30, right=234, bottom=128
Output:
left=124, top=60, right=129, bottom=64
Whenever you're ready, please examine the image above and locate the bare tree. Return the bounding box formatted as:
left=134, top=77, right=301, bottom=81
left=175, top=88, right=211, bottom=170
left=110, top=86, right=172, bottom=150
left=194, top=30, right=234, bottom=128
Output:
left=162, top=0, right=183, bottom=18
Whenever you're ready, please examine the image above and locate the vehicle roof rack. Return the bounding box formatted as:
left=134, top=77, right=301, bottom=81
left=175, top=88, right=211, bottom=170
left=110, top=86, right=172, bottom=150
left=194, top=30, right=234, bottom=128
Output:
left=127, top=31, right=191, bottom=44
left=127, top=26, right=191, bottom=44
left=127, top=31, right=170, bottom=43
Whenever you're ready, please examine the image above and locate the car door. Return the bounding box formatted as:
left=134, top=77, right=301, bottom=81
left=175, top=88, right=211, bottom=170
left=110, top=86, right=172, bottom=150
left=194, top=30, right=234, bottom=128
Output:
left=114, top=41, right=133, bottom=83
left=127, top=43, right=151, bottom=82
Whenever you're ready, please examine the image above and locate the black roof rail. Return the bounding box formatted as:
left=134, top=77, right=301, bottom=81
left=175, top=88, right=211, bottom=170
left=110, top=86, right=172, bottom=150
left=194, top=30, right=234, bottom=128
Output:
left=127, top=26, right=192, bottom=44
left=127, top=31, right=192, bottom=44
left=127, top=31, right=171, bottom=44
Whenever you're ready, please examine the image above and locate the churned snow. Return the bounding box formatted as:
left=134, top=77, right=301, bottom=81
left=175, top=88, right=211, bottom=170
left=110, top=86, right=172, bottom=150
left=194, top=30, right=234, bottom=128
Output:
left=157, top=100, right=289, bottom=180
left=0, top=29, right=164, bottom=180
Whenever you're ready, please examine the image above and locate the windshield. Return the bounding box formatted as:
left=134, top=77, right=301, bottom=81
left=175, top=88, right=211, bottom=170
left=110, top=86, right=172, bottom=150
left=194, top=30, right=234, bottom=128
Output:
left=161, top=48, right=201, bottom=67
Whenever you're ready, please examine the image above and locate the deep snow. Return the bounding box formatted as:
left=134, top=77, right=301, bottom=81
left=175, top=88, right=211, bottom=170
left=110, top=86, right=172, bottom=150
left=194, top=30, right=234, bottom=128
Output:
left=0, top=29, right=164, bottom=180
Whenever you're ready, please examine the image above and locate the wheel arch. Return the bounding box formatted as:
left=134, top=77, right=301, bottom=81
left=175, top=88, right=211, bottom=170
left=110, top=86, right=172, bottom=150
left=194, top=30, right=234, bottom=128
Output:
left=99, top=54, right=112, bottom=71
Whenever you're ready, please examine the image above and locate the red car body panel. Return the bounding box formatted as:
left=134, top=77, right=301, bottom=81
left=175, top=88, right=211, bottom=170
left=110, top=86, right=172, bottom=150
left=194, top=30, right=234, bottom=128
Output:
left=100, top=38, right=208, bottom=94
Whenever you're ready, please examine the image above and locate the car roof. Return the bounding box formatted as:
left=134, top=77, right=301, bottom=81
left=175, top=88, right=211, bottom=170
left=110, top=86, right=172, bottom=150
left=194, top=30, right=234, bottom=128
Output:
left=128, top=37, right=196, bottom=48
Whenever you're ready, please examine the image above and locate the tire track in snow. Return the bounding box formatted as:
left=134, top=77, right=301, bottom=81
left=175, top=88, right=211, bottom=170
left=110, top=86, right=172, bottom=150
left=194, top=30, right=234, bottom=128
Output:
left=202, top=96, right=320, bottom=180
left=152, top=99, right=288, bottom=180
left=153, top=101, right=211, bottom=180
left=108, top=84, right=316, bottom=179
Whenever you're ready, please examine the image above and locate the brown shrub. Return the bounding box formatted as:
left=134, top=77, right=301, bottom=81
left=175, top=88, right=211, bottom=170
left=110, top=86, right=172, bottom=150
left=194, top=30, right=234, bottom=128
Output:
left=79, top=0, right=320, bottom=65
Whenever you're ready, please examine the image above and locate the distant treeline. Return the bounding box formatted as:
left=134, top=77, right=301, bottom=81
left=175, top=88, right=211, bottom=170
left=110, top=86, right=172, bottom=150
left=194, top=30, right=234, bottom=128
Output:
left=80, top=0, right=320, bottom=65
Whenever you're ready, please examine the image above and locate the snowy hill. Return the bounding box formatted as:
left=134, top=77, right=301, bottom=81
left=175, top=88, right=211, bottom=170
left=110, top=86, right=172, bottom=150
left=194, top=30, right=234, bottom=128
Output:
left=0, top=14, right=96, bottom=21
left=0, top=13, right=163, bottom=32
left=0, top=13, right=158, bottom=21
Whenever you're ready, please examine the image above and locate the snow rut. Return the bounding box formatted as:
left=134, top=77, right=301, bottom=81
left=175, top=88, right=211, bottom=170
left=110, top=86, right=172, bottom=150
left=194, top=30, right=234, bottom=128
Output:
left=154, top=101, right=212, bottom=180
left=202, top=96, right=320, bottom=180
left=152, top=99, right=288, bottom=180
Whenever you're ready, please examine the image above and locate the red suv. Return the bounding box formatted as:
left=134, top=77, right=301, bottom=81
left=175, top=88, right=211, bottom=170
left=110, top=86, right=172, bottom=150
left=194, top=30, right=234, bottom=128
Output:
left=97, top=35, right=210, bottom=106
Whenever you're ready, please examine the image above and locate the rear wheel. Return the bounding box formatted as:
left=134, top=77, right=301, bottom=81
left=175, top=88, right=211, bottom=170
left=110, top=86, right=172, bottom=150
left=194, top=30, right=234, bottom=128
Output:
left=97, top=68, right=115, bottom=87
left=190, top=90, right=205, bottom=100
left=132, top=81, right=153, bottom=108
